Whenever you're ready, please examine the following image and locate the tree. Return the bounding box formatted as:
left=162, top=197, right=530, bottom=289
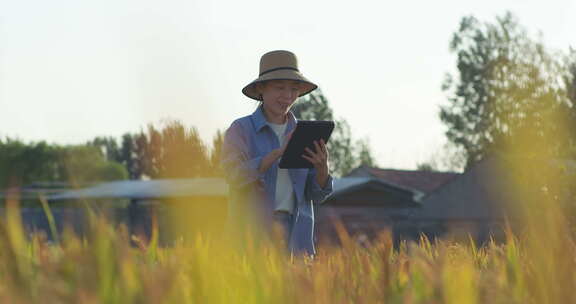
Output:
left=155, top=120, right=210, bottom=178
left=440, top=12, right=575, bottom=169
left=292, top=88, right=376, bottom=177
left=0, top=139, right=60, bottom=187
left=57, top=145, right=128, bottom=186
left=120, top=121, right=212, bottom=179
left=291, top=89, right=334, bottom=121
left=209, top=130, right=224, bottom=177
left=88, top=136, right=122, bottom=163
left=416, top=162, right=435, bottom=172
left=563, top=49, right=576, bottom=155
left=0, top=138, right=128, bottom=188
left=89, top=135, right=150, bottom=180
left=416, top=142, right=467, bottom=172
left=119, top=134, right=142, bottom=180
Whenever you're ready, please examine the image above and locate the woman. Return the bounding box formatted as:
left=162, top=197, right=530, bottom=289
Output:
left=221, top=50, right=333, bottom=256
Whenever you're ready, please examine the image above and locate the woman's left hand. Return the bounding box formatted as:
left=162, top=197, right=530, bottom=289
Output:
left=302, top=139, right=330, bottom=188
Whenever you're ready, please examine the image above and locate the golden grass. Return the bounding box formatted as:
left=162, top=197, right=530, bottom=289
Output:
left=0, top=199, right=574, bottom=304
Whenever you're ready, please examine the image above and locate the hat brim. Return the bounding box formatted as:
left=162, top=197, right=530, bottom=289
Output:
left=242, top=70, right=318, bottom=101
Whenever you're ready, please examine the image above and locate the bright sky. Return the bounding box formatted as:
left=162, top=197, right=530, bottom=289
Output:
left=1, top=0, right=575, bottom=170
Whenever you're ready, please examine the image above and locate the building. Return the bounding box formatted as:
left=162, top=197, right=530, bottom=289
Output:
left=415, top=155, right=576, bottom=243
left=315, top=166, right=460, bottom=245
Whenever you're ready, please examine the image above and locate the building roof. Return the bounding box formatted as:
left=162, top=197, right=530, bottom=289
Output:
left=49, top=178, right=228, bottom=200
left=0, top=182, right=75, bottom=200
left=325, top=176, right=418, bottom=206
left=329, top=177, right=374, bottom=198
left=346, top=166, right=460, bottom=194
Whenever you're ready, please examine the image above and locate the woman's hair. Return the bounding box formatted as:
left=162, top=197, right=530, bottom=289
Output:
left=255, top=81, right=267, bottom=105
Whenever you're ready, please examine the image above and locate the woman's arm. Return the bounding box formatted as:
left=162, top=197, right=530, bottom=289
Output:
left=221, top=122, right=265, bottom=188
left=305, top=168, right=334, bottom=204
left=221, top=121, right=291, bottom=188
left=303, top=139, right=333, bottom=204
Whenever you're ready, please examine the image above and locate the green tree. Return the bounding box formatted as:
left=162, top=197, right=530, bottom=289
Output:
left=90, top=135, right=150, bottom=180
left=440, top=12, right=575, bottom=169
left=291, top=89, right=376, bottom=177
left=118, top=133, right=143, bottom=180
left=0, top=139, right=128, bottom=188
left=0, top=139, right=60, bottom=187
left=57, top=145, right=128, bottom=186
left=88, top=136, right=122, bottom=163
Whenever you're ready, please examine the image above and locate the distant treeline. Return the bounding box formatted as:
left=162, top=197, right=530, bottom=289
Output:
left=0, top=120, right=223, bottom=188
left=88, top=120, right=224, bottom=180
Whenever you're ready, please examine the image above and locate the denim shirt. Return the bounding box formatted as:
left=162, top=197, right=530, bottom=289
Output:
left=221, top=105, right=333, bottom=255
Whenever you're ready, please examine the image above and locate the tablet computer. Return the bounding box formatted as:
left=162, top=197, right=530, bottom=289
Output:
left=279, top=120, right=335, bottom=169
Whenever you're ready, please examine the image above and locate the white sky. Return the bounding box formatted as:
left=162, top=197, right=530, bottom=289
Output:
left=1, top=0, right=575, bottom=170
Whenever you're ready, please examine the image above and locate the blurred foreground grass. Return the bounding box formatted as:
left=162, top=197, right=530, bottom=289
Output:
left=0, top=196, right=574, bottom=304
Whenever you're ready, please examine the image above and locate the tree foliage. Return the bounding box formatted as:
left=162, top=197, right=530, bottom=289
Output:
left=143, top=120, right=211, bottom=179
left=209, top=130, right=224, bottom=178
left=58, top=145, right=128, bottom=185
left=0, top=138, right=127, bottom=188
left=440, top=12, right=576, bottom=170
left=96, top=121, right=222, bottom=179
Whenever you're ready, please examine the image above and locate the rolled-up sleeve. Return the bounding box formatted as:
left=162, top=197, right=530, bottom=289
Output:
left=221, top=122, right=265, bottom=189
left=305, top=168, right=334, bottom=204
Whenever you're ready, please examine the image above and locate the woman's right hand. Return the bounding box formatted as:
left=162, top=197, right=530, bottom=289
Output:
left=258, top=131, right=293, bottom=174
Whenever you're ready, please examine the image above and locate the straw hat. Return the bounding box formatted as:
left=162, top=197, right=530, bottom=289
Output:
left=242, top=50, right=318, bottom=101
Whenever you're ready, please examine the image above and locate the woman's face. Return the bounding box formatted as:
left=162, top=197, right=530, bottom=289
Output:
left=258, top=80, right=301, bottom=118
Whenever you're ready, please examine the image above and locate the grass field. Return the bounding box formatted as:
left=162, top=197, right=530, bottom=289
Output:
left=0, top=193, right=574, bottom=304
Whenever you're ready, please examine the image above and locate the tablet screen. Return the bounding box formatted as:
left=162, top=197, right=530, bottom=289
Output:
left=278, top=120, right=335, bottom=169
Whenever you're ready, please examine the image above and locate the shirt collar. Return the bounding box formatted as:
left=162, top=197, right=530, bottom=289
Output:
left=251, top=105, right=297, bottom=133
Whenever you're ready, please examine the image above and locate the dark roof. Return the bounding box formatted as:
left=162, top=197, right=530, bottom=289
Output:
left=326, top=177, right=419, bottom=206
left=329, top=177, right=415, bottom=199
left=347, top=166, right=460, bottom=194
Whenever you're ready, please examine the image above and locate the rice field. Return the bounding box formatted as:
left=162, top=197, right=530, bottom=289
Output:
left=0, top=192, right=574, bottom=304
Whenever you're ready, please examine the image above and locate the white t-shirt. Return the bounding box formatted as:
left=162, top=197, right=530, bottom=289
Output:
left=268, top=122, right=296, bottom=214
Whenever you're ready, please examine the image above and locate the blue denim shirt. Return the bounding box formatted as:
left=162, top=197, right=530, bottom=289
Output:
left=221, top=105, right=333, bottom=255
